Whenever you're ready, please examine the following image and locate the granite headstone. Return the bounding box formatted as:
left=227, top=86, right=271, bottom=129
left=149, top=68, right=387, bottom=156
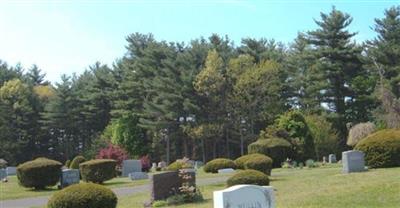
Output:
left=60, top=169, right=80, bottom=188
left=150, top=171, right=196, bottom=201
left=342, top=150, right=366, bottom=173
left=328, top=154, right=337, bottom=163
left=213, top=185, right=275, bottom=208
left=122, top=160, right=142, bottom=177
left=6, top=166, right=17, bottom=176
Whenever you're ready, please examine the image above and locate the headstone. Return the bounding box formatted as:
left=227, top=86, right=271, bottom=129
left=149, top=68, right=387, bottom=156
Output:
left=218, top=168, right=235, bottom=174
left=328, top=154, right=337, bottom=163
left=342, top=150, right=366, bottom=174
left=158, top=161, right=167, bottom=169
left=322, top=156, right=327, bottom=163
left=129, top=172, right=149, bottom=180
left=6, top=167, right=17, bottom=176
left=194, top=161, right=204, bottom=169
left=181, top=168, right=196, bottom=173
left=187, top=160, right=195, bottom=167
left=214, top=185, right=275, bottom=208
left=0, top=169, right=6, bottom=180
left=152, top=163, right=157, bottom=170
left=150, top=171, right=196, bottom=201
left=60, top=169, right=80, bottom=188
left=122, top=160, right=142, bottom=177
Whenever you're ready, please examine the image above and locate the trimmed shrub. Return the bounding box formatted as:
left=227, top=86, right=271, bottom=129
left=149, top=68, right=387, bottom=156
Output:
left=167, top=161, right=192, bottom=171
left=69, top=156, right=85, bottom=169
left=79, top=159, right=116, bottom=183
left=47, top=183, right=117, bottom=208
left=355, top=129, right=400, bottom=168
left=248, top=137, right=291, bottom=167
left=65, top=160, right=71, bottom=168
left=227, top=170, right=269, bottom=187
left=203, top=158, right=236, bottom=173
left=347, top=122, right=376, bottom=146
left=17, top=157, right=62, bottom=189
left=244, top=155, right=273, bottom=175
left=235, top=154, right=273, bottom=175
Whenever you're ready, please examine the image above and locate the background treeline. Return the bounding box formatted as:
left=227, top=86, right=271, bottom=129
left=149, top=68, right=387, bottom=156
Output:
left=1, top=7, right=400, bottom=165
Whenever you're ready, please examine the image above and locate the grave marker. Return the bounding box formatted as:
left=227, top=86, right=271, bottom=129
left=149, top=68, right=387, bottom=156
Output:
left=0, top=169, right=6, bottom=180
left=342, top=150, right=366, bottom=173
left=6, top=167, right=17, bottom=176
left=150, top=171, right=195, bottom=201
left=60, top=169, right=80, bottom=188
left=328, top=154, right=337, bottom=163
left=218, top=168, right=235, bottom=174
left=129, top=172, right=149, bottom=180
left=122, top=160, right=142, bottom=177
left=213, top=185, right=275, bottom=208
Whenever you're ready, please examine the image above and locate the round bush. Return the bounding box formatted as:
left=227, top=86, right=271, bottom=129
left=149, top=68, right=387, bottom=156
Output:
left=234, top=153, right=268, bottom=169
left=244, top=155, right=273, bottom=175
left=79, top=159, right=116, bottom=183
left=167, top=161, right=192, bottom=171
left=355, top=129, right=400, bottom=168
left=47, top=183, right=117, bottom=208
left=227, top=170, right=269, bottom=187
left=70, top=155, right=86, bottom=169
left=248, top=137, right=291, bottom=168
left=17, top=157, right=62, bottom=189
left=65, top=160, right=71, bottom=168
left=203, top=158, right=236, bottom=173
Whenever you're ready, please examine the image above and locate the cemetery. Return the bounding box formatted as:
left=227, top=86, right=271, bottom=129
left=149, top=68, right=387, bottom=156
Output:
left=1, top=2, right=400, bottom=208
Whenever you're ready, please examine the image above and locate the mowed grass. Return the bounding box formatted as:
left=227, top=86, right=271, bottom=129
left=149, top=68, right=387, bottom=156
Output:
left=0, top=167, right=229, bottom=201
left=117, top=165, right=400, bottom=208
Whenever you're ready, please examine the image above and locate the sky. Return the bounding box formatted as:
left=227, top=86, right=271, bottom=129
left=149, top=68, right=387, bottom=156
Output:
left=0, top=0, right=399, bottom=83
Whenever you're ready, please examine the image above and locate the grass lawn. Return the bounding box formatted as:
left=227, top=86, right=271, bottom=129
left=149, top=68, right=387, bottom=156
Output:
left=0, top=167, right=229, bottom=201
left=117, top=165, right=400, bottom=208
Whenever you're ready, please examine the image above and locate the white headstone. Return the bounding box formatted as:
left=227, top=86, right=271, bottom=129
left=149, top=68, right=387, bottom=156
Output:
left=122, top=160, right=142, bottom=177
left=60, top=169, right=80, bottom=188
left=328, top=154, right=337, bottom=163
left=217, top=168, right=235, bottom=174
left=158, top=161, right=167, bottom=169
left=214, top=185, right=275, bottom=208
left=129, top=172, right=148, bottom=180
left=342, top=150, right=366, bottom=174
left=0, top=169, right=6, bottom=180
left=194, top=161, right=204, bottom=169
left=6, top=167, right=17, bottom=176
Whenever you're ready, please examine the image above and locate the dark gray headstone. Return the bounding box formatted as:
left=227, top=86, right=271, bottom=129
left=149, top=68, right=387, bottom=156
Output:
left=150, top=171, right=195, bottom=201
left=0, top=169, right=6, bottom=180
left=129, top=172, right=149, bottom=180
left=328, top=154, right=337, bottom=163
left=6, top=166, right=17, bottom=176
left=60, top=169, right=80, bottom=188
left=342, top=150, right=366, bottom=174
left=122, top=160, right=142, bottom=177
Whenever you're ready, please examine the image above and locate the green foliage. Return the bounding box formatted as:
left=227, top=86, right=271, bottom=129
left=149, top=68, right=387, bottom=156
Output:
left=79, top=159, right=116, bottom=183
left=203, top=158, right=236, bottom=173
left=244, top=154, right=273, bottom=175
left=110, top=114, right=149, bottom=156
left=276, top=110, right=316, bottom=161
left=305, top=159, right=317, bottom=168
left=47, top=183, right=117, bottom=208
left=227, top=170, right=269, bottom=187
left=305, top=114, right=338, bottom=159
left=234, top=153, right=273, bottom=175
left=355, top=129, right=400, bottom=168
left=248, top=137, right=291, bottom=168
left=65, top=160, right=71, bottom=168
left=152, top=200, right=168, bottom=207
left=167, top=161, right=193, bottom=171
left=69, top=155, right=86, bottom=169
left=16, top=157, right=62, bottom=189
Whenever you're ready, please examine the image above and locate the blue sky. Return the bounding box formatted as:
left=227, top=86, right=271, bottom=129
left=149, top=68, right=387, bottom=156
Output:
left=0, top=0, right=399, bottom=82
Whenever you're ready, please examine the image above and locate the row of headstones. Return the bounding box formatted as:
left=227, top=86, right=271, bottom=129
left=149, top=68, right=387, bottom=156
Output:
left=0, top=167, right=17, bottom=180
left=213, top=150, right=367, bottom=208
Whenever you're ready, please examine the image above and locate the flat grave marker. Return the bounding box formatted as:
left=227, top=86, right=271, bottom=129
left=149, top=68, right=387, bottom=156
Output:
left=218, top=168, right=235, bottom=174
left=129, top=172, right=149, bottom=180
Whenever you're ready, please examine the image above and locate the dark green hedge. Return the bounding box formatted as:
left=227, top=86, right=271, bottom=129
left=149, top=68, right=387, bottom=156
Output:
left=203, top=158, right=236, bottom=173
left=248, top=137, right=291, bottom=167
left=17, top=157, right=62, bottom=189
left=355, top=129, right=400, bottom=168
left=69, top=155, right=86, bottom=169
left=79, top=159, right=116, bottom=183
left=227, top=169, right=269, bottom=187
left=47, top=183, right=117, bottom=208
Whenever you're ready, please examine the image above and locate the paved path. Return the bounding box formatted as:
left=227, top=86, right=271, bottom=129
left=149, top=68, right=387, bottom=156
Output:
left=0, top=177, right=228, bottom=208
